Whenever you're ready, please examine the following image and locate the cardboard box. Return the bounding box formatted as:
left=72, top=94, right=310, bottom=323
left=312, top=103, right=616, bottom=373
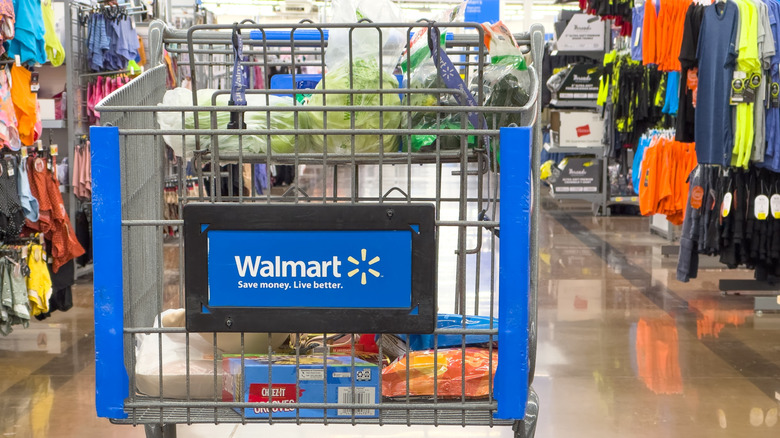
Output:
left=38, top=99, right=56, bottom=121
left=223, top=355, right=380, bottom=418
left=550, top=63, right=602, bottom=104
left=551, top=157, right=602, bottom=194
left=550, top=110, right=604, bottom=148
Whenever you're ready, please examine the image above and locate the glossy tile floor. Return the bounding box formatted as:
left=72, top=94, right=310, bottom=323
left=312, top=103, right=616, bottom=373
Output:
left=2, top=176, right=780, bottom=437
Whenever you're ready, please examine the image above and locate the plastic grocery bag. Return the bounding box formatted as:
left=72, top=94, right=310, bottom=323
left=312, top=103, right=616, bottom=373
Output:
left=401, top=3, right=471, bottom=152
left=471, top=21, right=531, bottom=112
left=324, top=0, right=405, bottom=77
left=135, top=309, right=222, bottom=399
left=382, top=348, right=498, bottom=398
left=135, top=309, right=289, bottom=399
left=471, top=21, right=533, bottom=165
left=304, top=0, right=405, bottom=154
left=156, top=88, right=300, bottom=158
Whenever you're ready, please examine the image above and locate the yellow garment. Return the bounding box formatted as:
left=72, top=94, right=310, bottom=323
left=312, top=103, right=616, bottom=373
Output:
left=732, top=0, right=759, bottom=169
left=597, top=50, right=617, bottom=107
left=26, top=243, right=52, bottom=316
left=41, top=0, right=64, bottom=67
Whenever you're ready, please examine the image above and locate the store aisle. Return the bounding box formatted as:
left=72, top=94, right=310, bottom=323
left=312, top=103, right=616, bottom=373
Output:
left=1, top=189, right=779, bottom=437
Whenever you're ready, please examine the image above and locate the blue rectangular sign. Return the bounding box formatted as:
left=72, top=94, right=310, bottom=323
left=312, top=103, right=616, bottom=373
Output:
left=207, top=230, right=412, bottom=308
left=464, top=0, right=500, bottom=24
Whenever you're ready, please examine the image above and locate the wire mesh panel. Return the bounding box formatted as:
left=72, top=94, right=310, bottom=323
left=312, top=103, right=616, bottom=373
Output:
left=93, top=19, right=542, bottom=436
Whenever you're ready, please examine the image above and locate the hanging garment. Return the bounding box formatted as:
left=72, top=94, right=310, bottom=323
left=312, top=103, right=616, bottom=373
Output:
left=137, top=35, right=146, bottom=66
left=695, top=2, right=739, bottom=167
left=87, top=13, right=110, bottom=72
left=0, top=258, right=30, bottom=336
left=676, top=3, right=705, bottom=143
left=10, top=65, right=38, bottom=146
left=35, top=256, right=73, bottom=320
left=25, top=158, right=85, bottom=273
left=0, top=159, right=25, bottom=241
left=25, top=242, right=51, bottom=317
left=5, top=0, right=45, bottom=65
left=75, top=211, right=91, bottom=267
left=41, top=0, right=64, bottom=66
left=0, top=67, right=20, bottom=150
left=17, top=157, right=38, bottom=222
left=0, top=0, right=15, bottom=57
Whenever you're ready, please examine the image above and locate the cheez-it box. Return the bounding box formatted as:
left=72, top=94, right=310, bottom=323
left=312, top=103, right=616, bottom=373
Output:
left=222, top=355, right=379, bottom=418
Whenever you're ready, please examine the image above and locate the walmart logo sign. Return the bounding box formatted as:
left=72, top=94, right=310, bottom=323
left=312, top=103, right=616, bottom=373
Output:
left=233, top=248, right=382, bottom=286
left=207, top=230, right=410, bottom=309
left=348, top=249, right=381, bottom=285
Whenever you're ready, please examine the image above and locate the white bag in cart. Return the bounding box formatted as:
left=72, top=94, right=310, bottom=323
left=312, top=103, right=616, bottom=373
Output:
left=156, top=89, right=300, bottom=159
left=135, top=309, right=289, bottom=399
left=135, top=309, right=222, bottom=399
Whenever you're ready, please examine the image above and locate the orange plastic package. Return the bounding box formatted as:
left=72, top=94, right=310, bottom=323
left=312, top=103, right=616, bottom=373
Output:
left=381, top=348, right=498, bottom=398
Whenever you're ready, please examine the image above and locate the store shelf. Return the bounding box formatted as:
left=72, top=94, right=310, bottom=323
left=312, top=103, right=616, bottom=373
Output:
left=550, top=190, right=603, bottom=203
left=544, top=143, right=604, bottom=155
left=608, top=196, right=639, bottom=206
left=549, top=98, right=600, bottom=109
left=41, top=119, right=65, bottom=129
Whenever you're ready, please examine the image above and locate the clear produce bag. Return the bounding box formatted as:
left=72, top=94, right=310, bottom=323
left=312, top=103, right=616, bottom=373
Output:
left=156, top=88, right=300, bottom=158
left=304, top=0, right=405, bottom=154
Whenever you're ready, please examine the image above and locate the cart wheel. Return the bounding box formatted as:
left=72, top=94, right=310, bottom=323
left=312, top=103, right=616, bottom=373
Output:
left=145, top=424, right=177, bottom=438
left=512, top=387, right=539, bottom=438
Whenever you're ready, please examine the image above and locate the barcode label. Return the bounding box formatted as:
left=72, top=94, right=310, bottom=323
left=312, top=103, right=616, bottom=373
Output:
left=337, top=387, right=376, bottom=416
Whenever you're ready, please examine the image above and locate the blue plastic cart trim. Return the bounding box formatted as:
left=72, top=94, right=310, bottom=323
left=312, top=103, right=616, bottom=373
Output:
left=269, top=74, right=405, bottom=97
left=91, top=126, right=129, bottom=419
left=250, top=29, right=329, bottom=41
left=249, top=29, right=454, bottom=42
left=494, top=126, right=531, bottom=420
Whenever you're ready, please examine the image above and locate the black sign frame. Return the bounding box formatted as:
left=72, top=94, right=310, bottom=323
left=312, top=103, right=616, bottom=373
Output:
left=183, top=203, right=436, bottom=334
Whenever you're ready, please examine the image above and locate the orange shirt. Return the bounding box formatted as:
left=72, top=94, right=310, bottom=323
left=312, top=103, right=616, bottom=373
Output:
left=10, top=66, right=39, bottom=146
left=643, top=0, right=659, bottom=66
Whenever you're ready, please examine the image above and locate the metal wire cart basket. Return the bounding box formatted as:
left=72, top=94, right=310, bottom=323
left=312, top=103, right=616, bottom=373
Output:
left=91, top=18, right=543, bottom=438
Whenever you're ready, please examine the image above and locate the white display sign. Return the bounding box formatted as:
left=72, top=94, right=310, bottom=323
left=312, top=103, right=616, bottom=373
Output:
left=556, top=14, right=606, bottom=52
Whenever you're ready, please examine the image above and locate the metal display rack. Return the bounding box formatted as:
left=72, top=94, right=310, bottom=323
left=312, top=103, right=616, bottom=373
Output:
left=91, top=20, right=543, bottom=438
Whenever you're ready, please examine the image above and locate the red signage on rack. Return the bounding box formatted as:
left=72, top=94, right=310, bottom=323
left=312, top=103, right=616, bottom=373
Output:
left=576, top=125, right=591, bottom=137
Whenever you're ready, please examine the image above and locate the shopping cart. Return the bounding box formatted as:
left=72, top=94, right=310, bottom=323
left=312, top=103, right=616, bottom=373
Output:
left=92, top=19, right=543, bottom=438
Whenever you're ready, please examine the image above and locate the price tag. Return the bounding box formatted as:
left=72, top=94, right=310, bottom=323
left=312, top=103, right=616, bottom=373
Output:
left=46, top=160, right=52, bottom=171
left=772, top=83, right=780, bottom=108
left=771, top=194, right=780, bottom=219
left=50, top=144, right=58, bottom=156
left=7, top=163, right=14, bottom=177
left=731, top=77, right=746, bottom=104
left=21, top=147, right=27, bottom=158
left=755, top=194, right=770, bottom=220
left=36, top=140, right=43, bottom=151
left=30, top=72, right=39, bottom=92
left=14, top=55, right=20, bottom=67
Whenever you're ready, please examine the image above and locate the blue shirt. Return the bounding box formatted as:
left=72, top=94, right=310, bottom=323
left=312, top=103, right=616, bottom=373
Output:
left=5, top=0, right=46, bottom=65
left=764, top=0, right=780, bottom=171
left=631, top=5, right=644, bottom=62
left=695, top=2, right=739, bottom=166
left=633, top=136, right=651, bottom=194
left=662, top=71, right=680, bottom=115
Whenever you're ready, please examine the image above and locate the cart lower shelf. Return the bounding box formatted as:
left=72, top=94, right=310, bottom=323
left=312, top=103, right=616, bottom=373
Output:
left=114, top=398, right=515, bottom=427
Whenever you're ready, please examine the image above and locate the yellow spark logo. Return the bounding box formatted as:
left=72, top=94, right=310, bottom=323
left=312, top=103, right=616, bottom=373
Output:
left=347, top=249, right=380, bottom=285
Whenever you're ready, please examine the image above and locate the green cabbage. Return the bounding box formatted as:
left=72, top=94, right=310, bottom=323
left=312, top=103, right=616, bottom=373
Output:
left=304, top=59, right=401, bottom=154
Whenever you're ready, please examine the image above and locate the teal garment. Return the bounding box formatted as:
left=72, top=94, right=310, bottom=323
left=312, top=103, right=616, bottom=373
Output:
left=4, top=0, right=46, bottom=65
left=662, top=71, right=680, bottom=115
